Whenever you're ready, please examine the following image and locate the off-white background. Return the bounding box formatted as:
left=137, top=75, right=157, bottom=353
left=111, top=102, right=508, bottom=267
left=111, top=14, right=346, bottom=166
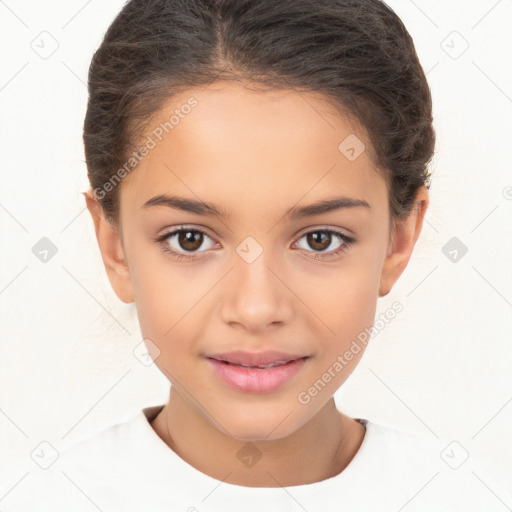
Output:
left=1, top=0, right=511, bottom=501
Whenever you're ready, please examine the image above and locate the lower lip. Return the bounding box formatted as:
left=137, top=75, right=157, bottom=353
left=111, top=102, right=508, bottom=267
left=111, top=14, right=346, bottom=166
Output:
left=206, top=357, right=309, bottom=393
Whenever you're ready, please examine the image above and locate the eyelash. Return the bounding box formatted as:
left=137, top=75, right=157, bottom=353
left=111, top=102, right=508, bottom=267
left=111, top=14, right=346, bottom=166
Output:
left=154, top=226, right=355, bottom=262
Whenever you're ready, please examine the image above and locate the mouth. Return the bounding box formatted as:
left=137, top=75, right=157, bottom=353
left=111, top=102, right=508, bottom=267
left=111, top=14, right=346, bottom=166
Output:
left=206, top=350, right=310, bottom=367
left=205, top=353, right=310, bottom=393
left=208, top=357, right=306, bottom=370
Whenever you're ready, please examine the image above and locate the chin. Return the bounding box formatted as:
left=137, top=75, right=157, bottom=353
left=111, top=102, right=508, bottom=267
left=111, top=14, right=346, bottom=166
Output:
left=216, top=406, right=301, bottom=443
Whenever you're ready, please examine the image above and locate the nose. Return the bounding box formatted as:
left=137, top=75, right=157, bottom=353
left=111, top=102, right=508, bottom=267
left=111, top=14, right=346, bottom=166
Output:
left=220, top=250, right=294, bottom=333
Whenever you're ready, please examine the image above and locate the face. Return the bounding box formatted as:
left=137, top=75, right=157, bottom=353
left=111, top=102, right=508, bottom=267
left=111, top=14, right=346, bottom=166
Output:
left=94, top=81, right=424, bottom=441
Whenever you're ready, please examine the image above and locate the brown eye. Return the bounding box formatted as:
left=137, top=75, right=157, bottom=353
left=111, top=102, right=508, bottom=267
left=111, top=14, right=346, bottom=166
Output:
left=295, top=229, right=354, bottom=259
left=306, top=231, right=331, bottom=251
left=157, top=227, right=217, bottom=257
left=177, top=230, right=204, bottom=252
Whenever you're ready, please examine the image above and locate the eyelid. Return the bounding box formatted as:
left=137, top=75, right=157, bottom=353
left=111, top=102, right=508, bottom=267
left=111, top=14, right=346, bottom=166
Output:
left=293, top=227, right=355, bottom=255
left=157, top=223, right=217, bottom=239
left=154, top=225, right=219, bottom=256
left=294, top=224, right=354, bottom=239
left=157, top=224, right=353, bottom=244
left=155, top=224, right=355, bottom=260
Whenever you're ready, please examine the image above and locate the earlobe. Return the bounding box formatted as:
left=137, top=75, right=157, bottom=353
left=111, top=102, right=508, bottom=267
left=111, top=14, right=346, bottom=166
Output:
left=83, top=189, right=135, bottom=304
left=378, top=186, right=429, bottom=297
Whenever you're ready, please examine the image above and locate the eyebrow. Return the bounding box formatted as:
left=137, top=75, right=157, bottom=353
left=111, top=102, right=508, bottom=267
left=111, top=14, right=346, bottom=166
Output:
left=141, top=194, right=370, bottom=220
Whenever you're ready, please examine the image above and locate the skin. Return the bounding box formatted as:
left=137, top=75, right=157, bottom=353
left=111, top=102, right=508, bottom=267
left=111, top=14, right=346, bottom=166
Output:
left=85, top=80, right=429, bottom=487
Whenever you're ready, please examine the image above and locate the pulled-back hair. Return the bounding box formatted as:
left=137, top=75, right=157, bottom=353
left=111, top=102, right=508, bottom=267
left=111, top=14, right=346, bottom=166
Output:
left=83, top=0, right=435, bottom=226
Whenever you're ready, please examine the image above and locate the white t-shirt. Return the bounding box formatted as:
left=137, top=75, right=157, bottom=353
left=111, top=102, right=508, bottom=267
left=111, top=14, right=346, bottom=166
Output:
left=2, top=404, right=511, bottom=512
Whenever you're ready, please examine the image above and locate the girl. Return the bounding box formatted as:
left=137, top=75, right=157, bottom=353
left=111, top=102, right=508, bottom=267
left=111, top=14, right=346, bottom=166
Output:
left=4, top=0, right=511, bottom=510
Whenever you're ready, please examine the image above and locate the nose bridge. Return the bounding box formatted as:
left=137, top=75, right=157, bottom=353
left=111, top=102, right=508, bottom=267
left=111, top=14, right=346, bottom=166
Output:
left=220, top=239, right=293, bottom=331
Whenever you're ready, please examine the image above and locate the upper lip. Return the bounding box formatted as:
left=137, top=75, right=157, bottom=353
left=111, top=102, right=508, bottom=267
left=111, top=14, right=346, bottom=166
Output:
left=207, top=350, right=309, bottom=366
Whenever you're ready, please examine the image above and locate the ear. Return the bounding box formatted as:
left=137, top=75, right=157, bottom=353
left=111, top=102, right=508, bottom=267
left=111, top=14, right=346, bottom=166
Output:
left=379, top=186, right=429, bottom=297
left=84, top=188, right=135, bottom=303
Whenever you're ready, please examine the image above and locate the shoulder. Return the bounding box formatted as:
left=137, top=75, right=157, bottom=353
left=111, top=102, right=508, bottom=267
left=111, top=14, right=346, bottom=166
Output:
left=0, top=406, right=164, bottom=511
left=357, top=417, right=512, bottom=512
left=53, top=404, right=164, bottom=471
left=361, top=418, right=444, bottom=465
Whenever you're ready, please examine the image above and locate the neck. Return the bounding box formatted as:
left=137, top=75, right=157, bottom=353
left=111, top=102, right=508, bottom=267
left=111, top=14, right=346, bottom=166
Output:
left=150, top=387, right=366, bottom=487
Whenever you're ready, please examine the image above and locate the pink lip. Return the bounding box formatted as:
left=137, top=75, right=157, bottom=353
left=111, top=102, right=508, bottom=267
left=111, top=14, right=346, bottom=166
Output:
left=206, top=350, right=308, bottom=366
left=206, top=355, right=309, bottom=394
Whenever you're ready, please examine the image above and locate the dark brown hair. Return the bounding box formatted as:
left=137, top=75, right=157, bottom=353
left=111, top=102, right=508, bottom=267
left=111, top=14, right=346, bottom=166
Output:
left=83, top=0, right=435, bottom=227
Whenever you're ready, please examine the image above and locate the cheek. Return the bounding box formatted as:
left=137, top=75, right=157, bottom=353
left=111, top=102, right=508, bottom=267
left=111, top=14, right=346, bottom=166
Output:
left=129, top=255, right=217, bottom=374
left=133, top=274, right=195, bottom=337
left=134, top=280, right=200, bottom=382
left=295, top=266, right=380, bottom=401
left=291, top=249, right=384, bottom=395
left=312, top=284, right=377, bottom=370
left=298, top=252, right=382, bottom=340
left=127, top=235, right=208, bottom=331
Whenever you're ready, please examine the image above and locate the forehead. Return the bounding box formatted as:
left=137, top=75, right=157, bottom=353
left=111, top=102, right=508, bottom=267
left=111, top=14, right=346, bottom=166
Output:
left=119, top=81, right=387, bottom=220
